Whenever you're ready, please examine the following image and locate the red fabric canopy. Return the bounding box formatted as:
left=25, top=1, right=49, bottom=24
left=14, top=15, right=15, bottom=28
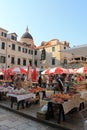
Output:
left=31, top=66, right=37, bottom=82
left=49, top=67, right=67, bottom=74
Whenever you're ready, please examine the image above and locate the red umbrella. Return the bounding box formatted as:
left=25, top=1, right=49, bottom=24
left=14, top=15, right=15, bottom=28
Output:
left=73, top=68, right=78, bottom=74
left=6, top=68, right=15, bottom=75
left=67, top=68, right=74, bottom=74
left=41, top=68, right=50, bottom=75
left=31, top=66, right=37, bottom=82
left=8, top=67, right=27, bottom=75
left=49, top=67, right=67, bottom=74
left=76, top=67, right=87, bottom=74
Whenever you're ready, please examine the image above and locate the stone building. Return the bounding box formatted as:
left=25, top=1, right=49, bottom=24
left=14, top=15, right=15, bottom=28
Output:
left=37, top=39, right=70, bottom=70
left=0, top=27, right=38, bottom=69
left=63, top=45, right=87, bottom=68
left=0, top=27, right=70, bottom=70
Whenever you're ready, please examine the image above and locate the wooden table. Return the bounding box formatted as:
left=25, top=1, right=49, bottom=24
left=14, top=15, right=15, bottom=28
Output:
left=7, top=93, right=36, bottom=110
left=0, top=87, right=13, bottom=100
left=46, top=94, right=83, bottom=123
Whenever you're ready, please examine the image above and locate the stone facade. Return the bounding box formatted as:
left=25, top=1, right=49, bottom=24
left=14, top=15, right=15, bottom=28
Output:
left=37, top=39, right=70, bottom=69
left=0, top=27, right=36, bottom=69
left=0, top=27, right=70, bottom=70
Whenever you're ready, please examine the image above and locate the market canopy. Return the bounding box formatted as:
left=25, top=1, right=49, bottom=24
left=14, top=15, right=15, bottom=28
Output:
left=48, top=67, right=67, bottom=74
left=76, top=67, right=87, bottom=74
left=41, top=68, right=51, bottom=75
left=10, top=67, right=27, bottom=74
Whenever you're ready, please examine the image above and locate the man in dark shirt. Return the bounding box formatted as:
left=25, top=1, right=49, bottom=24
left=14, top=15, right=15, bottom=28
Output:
left=54, top=73, right=67, bottom=93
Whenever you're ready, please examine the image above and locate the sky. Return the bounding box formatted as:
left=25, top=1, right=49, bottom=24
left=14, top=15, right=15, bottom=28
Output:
left=0, top=0, right=87, bottom=47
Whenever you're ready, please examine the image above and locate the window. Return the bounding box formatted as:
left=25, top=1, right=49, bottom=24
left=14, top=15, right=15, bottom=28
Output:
left=11, top=57, right=15, bottom=64
left=11, top=35, right=17, bottom=41
left=1, top=42, right=5, bottom=49
left=4, top=33, right=7, bottom=37
left=0, top=56, right=6, bottom=63
left=25, top=48, right=27, bottom=53
left=8, top=55, right=10, bottom=58
left=1, top=32, right=3, bottom=36
left=75, top=57, right=80, bottom=60
left=12, top=44, right=15, bottom=50
left=22, top=48, right=24, bottom=53
left=31, top=50, right=33, bottom=55
left=28, top=50, right=30, bottom=54
left=1, top=32, right=7, bottom=37
left=34, top=60, right=37, bottom=66
left=64, top=47, right=66, bottom=49
left=52, top=58, right=55, bottom=65
left=17, top=58, right=21, bottom=65
left=22, top=48, right=27, bottom=53
left=18, top=46, right=21, bottom=52
left=52, top=46, right=55, bottom=52
left=29, top=60, right=32, bottom=66
left=81, top=57, right=86, bottom=61
left=23, top=59, right=26, bottom=66
left=35, top=50, right=37, bottom=55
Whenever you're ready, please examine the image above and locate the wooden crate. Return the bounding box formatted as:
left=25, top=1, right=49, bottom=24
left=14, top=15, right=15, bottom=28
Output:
left=37, top=111, right=46, bottom=120
left=76, top=84, right=86, bottom=92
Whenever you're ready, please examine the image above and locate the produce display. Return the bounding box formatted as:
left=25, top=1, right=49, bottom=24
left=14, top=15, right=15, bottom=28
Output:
left=70, top=81, right=87, bottom=92
left=11, top=88, right=26, bottom=95
left=28, top=87, right=45, bottom=93
left=53, top=93, right=73, bottom=99
left=51, top=93, right=73, bottom=103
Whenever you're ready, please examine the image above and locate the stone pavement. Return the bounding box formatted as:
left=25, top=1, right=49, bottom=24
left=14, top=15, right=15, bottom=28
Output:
left=0, top=107, right=65, bottom=130
left=0, top=90, right=87, bottom=130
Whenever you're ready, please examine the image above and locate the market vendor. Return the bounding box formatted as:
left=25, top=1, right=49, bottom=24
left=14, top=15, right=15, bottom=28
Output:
left=54, top=73, right=67, bottom=93
left=14, top=74, right=23, bottom=89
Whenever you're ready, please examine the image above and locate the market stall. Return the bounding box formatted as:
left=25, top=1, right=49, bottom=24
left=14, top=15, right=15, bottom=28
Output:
left=7, top=92, right=36, bottom=110
left=37, top=92, right=85, bottom=123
